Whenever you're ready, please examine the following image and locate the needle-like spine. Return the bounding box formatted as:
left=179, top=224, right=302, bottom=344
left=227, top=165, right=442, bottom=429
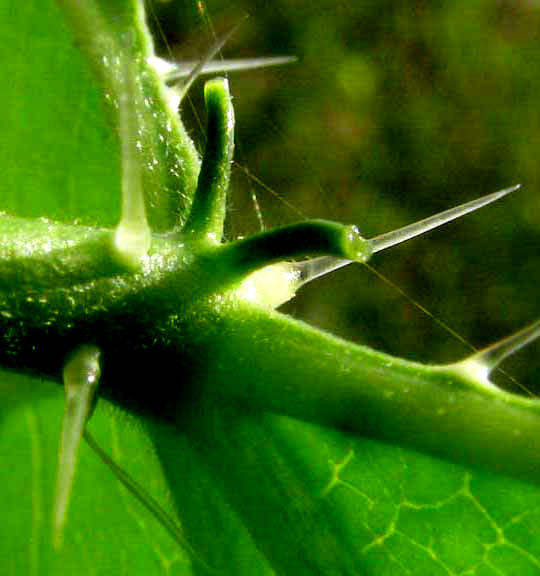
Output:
left=369, top=184, right=520, bottom=254
left=292, top=185, right=521, bottom=289
left=151, top=55, right=298, bottom=83
left=114, top=31, right=152, bottom=266
left=163, top=18, right=246, bottom=107
left=454, top=319, right=540, bottom=390
left=54, top=345, right=101, bottom=548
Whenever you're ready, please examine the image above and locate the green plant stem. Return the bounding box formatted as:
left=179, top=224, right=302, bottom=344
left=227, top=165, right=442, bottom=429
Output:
left=2, top=212, right=539, bottom=485
left=6, top=288, right=539, bottom=485
left=187, top=302, right=540, bottom=484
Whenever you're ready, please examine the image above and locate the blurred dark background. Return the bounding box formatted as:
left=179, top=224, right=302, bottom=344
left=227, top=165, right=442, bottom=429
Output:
left=147, top=0, right=540, bottom=394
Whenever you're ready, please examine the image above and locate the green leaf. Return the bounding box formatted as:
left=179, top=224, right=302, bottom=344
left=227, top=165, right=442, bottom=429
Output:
left=0, top=0, right=120, bottom=224
left=2, top=1, right=540, bottom=575
left=1, top=381, right=193, bottom=574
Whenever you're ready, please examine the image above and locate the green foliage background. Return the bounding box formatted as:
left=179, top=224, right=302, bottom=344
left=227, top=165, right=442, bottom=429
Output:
left=2, top=1, right=540, bottom=574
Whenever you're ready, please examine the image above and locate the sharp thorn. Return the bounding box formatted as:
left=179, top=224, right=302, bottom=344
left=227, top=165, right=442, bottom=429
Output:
left=369, top=184, right=520, bottom=254
left=54, top=346, right=101, bottom=549
left=291, top=185, right=520, bottom=289
left=294, top=256, right=350, bottom=286
left=152, top=56, right=298, bottom=83
left=462, top=319, right=540, bottom=379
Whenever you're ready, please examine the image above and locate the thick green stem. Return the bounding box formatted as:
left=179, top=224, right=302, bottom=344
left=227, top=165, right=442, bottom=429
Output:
left=188, top=302, right=540, bottom=483
left=1, top=213, right=538, bottom=485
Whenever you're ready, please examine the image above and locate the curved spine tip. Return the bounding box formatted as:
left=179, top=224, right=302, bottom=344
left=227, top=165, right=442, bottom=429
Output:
left=458, top=318, right=540, bottom=381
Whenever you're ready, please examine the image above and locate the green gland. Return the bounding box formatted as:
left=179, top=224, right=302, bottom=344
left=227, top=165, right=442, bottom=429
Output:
left=183, top=77, right=234, bottom=242
left=344, top=224, right=372, bottom=262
